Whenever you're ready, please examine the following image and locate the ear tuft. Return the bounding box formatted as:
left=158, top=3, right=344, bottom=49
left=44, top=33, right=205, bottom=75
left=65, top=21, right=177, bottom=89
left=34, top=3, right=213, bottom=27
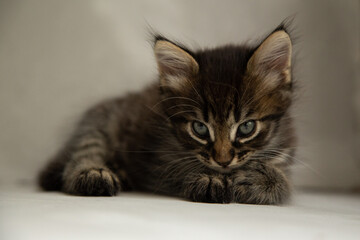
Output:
left=154, top=40, right=199, bottom=90
left=248, top=30, right=292, bottom=84
left=154, top=40, right=198, bottom=76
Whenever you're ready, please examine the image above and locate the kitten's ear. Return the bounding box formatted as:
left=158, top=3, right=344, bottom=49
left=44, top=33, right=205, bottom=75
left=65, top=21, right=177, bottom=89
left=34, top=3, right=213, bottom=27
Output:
left=154, top=39, right=198, bottom=88
left=248, top=30, right=292, bottom=84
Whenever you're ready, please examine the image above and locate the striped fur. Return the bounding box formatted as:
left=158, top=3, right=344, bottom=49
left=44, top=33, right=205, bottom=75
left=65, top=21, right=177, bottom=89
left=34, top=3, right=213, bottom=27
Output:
left=39, top=22, right=296, bottom=204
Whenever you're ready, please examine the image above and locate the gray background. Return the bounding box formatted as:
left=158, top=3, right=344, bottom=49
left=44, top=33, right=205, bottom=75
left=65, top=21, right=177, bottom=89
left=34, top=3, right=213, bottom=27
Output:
left=0, top=0, right=359, bottom=190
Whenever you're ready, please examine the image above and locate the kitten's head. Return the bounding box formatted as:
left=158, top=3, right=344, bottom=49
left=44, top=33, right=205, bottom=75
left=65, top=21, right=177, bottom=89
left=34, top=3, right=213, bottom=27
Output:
left=153, top=24, right=295, bottom=172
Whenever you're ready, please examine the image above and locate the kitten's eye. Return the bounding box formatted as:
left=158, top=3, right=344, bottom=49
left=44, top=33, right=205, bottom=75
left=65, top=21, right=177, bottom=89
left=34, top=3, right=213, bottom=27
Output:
left=237, top=120, right=256, bottom=137
left=192, top=121, right=209, bottom=138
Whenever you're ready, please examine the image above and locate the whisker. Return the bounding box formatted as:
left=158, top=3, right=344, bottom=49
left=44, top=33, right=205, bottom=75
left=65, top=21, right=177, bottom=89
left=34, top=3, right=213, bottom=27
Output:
left=167, top=110, right=197, bottom=120
left=184, top=78, right=202, bottom=103
left=151, top=96, right=201, bottom=110
left=167, top=104, right=201, bottom=111
left=153, top=157, right=202, bottom=190
left=144, top=105, right=167, bottom=120
left=252, top=149, right=328, bottom=179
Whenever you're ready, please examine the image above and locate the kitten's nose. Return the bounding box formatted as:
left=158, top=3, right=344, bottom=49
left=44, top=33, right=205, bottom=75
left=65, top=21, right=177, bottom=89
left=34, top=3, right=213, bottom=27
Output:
left=213, top=138, right=234, bottom=167
left=214, top=149, right=235, bottom=167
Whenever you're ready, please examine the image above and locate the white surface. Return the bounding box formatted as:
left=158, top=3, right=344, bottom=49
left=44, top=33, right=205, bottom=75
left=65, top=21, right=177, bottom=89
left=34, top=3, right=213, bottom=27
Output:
left=1, top=185, right=360, bottom=240
left=0, top=0, right=359, bottom=190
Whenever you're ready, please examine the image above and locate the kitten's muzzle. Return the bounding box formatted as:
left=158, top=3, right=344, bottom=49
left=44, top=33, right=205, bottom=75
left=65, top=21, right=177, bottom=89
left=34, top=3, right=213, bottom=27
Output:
left=213, top=148, right=235, bottom=167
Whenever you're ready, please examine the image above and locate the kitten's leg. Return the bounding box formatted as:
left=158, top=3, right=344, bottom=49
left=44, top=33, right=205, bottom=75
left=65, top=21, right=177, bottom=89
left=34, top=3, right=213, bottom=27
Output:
left=182, top=173, right=233, bottom=203
left=232, top=161, right=291, bottom=205
left=61, top=131, right=121, bottom=196
left=39, top=101, right=122, bottom=196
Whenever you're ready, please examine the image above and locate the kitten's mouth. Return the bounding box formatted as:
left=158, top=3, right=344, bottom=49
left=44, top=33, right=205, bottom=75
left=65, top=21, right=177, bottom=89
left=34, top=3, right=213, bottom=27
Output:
left=208, top=164, right=233, bottom=173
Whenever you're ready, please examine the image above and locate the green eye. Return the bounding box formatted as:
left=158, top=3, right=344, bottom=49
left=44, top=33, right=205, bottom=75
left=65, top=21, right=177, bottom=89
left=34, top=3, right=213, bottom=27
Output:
left=192, top=121, right=209, bottom=138
left=237, top=120, right=256, bottom=137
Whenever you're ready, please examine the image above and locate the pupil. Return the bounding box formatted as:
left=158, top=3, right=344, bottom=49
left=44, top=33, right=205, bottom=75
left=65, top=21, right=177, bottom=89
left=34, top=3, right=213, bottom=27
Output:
left=193, top=121, right=208, bottom=137
left=239, top=120, right=255, bottom=136
left=197, top=123, right=205, bottom=132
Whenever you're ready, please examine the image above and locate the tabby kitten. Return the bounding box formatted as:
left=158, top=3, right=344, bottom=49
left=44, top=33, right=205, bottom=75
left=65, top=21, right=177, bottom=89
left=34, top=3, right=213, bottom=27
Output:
left=39, top=23, right=296, bottom=204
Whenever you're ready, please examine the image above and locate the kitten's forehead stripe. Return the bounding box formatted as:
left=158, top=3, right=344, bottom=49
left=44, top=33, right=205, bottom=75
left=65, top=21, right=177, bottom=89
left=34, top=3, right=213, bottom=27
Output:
left=209, top=103, right=217, bottom=120
left=225, top=104, right=233, bottom=120
left=202, top=99, right=209, bottom=122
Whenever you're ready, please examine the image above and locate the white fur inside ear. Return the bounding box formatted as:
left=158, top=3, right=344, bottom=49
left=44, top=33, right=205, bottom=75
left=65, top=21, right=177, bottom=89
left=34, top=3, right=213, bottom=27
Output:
left=154, top=40, right=198, bottom=77
left=248, top=30, right=292, bottom=84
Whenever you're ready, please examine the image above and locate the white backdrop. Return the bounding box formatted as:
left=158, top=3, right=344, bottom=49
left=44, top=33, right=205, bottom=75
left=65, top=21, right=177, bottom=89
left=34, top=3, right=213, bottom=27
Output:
left=0, top=0, right=359, bottom=190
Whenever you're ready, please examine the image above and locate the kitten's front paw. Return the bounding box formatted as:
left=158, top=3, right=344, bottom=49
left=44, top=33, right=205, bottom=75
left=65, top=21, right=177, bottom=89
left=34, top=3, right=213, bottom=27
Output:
left=183, top=174, right=232, bottom=203
left=232, top=163, right=290, bottom=205
left=64, top=168, right=121, bottom=196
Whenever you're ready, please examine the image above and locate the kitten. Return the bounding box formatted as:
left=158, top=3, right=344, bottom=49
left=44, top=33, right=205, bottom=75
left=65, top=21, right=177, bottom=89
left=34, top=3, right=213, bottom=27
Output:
left=39, top=22, right=296, bottom=204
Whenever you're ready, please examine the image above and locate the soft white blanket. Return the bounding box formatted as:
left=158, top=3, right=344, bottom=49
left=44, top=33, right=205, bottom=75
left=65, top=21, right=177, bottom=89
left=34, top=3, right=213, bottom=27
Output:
left=1, top=185, right=359, bottom=240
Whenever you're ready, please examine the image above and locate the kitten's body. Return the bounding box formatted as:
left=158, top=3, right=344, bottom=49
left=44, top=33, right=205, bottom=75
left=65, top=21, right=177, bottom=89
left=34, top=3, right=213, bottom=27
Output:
left=39, top=24, right=296, bottom=204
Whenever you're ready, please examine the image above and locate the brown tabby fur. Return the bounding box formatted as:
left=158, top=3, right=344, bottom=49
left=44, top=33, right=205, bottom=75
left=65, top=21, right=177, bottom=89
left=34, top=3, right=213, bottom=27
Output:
left=39, top=22, right=296, bottom=204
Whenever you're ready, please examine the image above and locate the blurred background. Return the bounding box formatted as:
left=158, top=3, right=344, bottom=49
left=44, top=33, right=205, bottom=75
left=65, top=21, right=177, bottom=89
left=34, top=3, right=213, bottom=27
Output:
left=0, top=0, right=359, bottom=191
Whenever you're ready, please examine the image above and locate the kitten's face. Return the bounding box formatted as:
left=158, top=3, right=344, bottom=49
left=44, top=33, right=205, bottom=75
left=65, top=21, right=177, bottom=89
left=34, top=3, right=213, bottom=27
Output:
left=154, top=30, right=294, bottom=172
